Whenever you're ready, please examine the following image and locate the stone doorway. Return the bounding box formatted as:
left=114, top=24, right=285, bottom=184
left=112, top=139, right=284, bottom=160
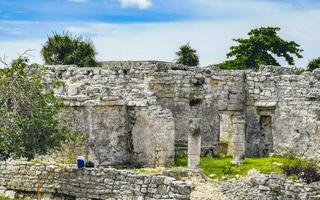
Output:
left=259, top=116, right=273, bottom=157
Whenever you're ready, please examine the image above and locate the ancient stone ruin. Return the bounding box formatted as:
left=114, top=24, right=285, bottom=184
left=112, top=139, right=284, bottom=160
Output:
left=0, top=161, right=191, bottom=200
left=1, top=61, right=320, bottom=200
left=43, top=61, right=320, bottom=167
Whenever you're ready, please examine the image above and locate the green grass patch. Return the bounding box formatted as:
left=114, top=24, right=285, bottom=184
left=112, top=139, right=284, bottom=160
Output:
left=0, top=196, right=24, bottom=200
left=174, top=155, right=312, bottom=180
left=135, top=167, right=166, bottom=174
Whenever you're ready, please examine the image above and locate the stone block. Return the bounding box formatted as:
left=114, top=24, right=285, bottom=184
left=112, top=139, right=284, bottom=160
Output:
left=187, top=136, right=201, bottom=156
left=188, top=118, right=201, bottom=170
left=4, top=190, right=16, bottom=199
left=188, top=155, right=200, bottom=169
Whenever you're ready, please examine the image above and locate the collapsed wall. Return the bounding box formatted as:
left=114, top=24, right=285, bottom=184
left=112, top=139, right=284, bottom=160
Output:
left=0, top=161, right=191, bottom=200
left=215, top=170, right=320, bottom=200
left=45, top=61, right=320, bottom=166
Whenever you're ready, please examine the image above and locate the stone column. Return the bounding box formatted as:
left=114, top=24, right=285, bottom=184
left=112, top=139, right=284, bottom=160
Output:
left=188, top=118, right=201, bottom=169
left=219, top=112, right=233, bottom=155
left=231, top=115, right=246, bottom=165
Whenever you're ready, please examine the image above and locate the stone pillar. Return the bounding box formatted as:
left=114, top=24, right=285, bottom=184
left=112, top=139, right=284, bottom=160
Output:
left=231, top=115, right=246, bottom=165
left=219, top=112, right=233, bottom=155
left=188, top=118, right=201, bottom=169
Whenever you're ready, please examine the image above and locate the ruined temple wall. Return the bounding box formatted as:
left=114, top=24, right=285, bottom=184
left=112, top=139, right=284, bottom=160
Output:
left=245, top=68, right=280, bottom=156
left=127, top=64, right=245, bottom=155
left=46, top=62, right=233, bottom=164
left=0, top=161, right=191, bottom=200
left=204, top=69, right=246, bottom=157
left=273, top=71, right=320, bottom=160
left=45, top=62, right=320, bottom=164
left=58, top=106, right=130, bottom=165
left=130, top=106, right=175, bottom=167
left=45, top=62, right=176, bottom=167
left=245, top=67, right=320, bottom=159
left=147, top=68, right=220, bottom=154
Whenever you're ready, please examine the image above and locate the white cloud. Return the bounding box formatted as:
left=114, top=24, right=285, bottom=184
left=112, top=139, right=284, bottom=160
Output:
left=0, top=39, right=45, bottom=65
left=119, top=0, right=152, bottom=9
left=64, top=8, right=320, bottom=67
left=1, top=1, right=320, bottom=68
left=68, top=0, right=87, bottom=3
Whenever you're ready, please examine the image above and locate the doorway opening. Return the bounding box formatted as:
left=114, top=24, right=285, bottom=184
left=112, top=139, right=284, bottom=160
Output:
left=259, top=115, right=273, bottom=157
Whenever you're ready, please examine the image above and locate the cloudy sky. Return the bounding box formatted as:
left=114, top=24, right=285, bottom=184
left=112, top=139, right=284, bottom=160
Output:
left=0, top=0, right=320, bottom=67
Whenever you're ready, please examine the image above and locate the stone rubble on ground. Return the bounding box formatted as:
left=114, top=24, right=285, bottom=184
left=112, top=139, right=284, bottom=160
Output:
left=189, top=170, right=320, bottom=200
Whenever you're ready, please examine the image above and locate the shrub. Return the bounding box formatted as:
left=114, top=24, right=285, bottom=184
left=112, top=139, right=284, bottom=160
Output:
left=0, top=56, right=69, bottom=160
left=282, top=161, right=320, bottom=184
left=282, top=164, right=303, bottom=176
left=299, top=166, right=320, bottom=184
left=41, top=32, right=97, bottom=67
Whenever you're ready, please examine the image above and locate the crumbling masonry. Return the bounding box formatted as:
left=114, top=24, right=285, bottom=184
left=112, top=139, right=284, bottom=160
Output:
left=45, top=61, right=320, bottom=167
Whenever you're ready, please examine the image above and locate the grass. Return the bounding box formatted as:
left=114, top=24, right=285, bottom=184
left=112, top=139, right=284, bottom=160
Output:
left=174, top=155, right=312, bottom=180
left=0, top=196, right=23, bottom=200
left=135, top=167, right=166, bottom=174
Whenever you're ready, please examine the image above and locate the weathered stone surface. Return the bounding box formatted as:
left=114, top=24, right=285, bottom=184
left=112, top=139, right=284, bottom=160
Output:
left=0, top=161, right=191, bottom=200
left=131, top=106, right=175, bottom=167
left=231, top=115, right=246, bottom=164
left=44, top=62, right=320, bottom=166
left=217, top=170, right=320, bottom=200
left=188, top=118, right=201, bottom=169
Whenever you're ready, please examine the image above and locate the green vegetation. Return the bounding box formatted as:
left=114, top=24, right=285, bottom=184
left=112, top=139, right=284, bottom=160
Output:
left=174, top=155, right=313, bottom=180
left=41, top=32, right=97, bottom=67
left=136, top=167, right=166, bottom=174
left=291, top=67, right=305, bottom=75
left=282, top=160, right=320, bottom=183
left=0, top=196, right=23, bottom=200
left=219, top=135, right=231, bottom=143
left=218, top=27, right=303, bottom=70
left=61, top=131, right=88, bottom=164
left=0, top=57, right=70, bottom=160
left=307, top=57, right=320, bottom=71
left=175, top=43, right=199, bottom=66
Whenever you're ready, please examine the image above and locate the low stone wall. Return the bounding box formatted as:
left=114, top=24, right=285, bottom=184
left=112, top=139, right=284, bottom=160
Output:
left=220, top=170, right=320, bottom=200
left=0, top=161, right=191, bottom=200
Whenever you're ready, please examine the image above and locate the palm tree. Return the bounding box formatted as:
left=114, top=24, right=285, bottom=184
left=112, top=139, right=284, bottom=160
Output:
left=41, top=32, right=97, bottom=67
left=175, top=43, right=199, bottom=66
left=307, top=57, right=320, bottom=71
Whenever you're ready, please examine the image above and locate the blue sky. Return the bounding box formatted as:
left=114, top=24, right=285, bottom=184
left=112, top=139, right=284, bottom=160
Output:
left=1, top=0, right=320, bottom=67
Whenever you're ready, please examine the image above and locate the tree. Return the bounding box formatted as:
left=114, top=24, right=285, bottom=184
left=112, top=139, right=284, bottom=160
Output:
left=41, top=32, right=97, bottom=67
left=307, top=57, right=320, bottom=71
left=0, top=56, right=69, bottom=160
left=176, top=43, right=199, bottom=66
left=218, top=27, right=303, bottom=69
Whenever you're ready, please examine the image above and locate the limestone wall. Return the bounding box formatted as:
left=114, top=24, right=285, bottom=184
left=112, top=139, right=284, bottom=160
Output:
left=245, top=67, right=320, bottom=159
left=0, top=161, right=191, bottom=200
left=46, top=62, right=177, bottom=167
left=45, top=61, right=320, bottom=165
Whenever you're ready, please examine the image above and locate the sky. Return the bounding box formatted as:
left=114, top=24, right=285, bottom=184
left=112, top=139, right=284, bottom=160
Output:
left=0, top=0, right=320, bottom=67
